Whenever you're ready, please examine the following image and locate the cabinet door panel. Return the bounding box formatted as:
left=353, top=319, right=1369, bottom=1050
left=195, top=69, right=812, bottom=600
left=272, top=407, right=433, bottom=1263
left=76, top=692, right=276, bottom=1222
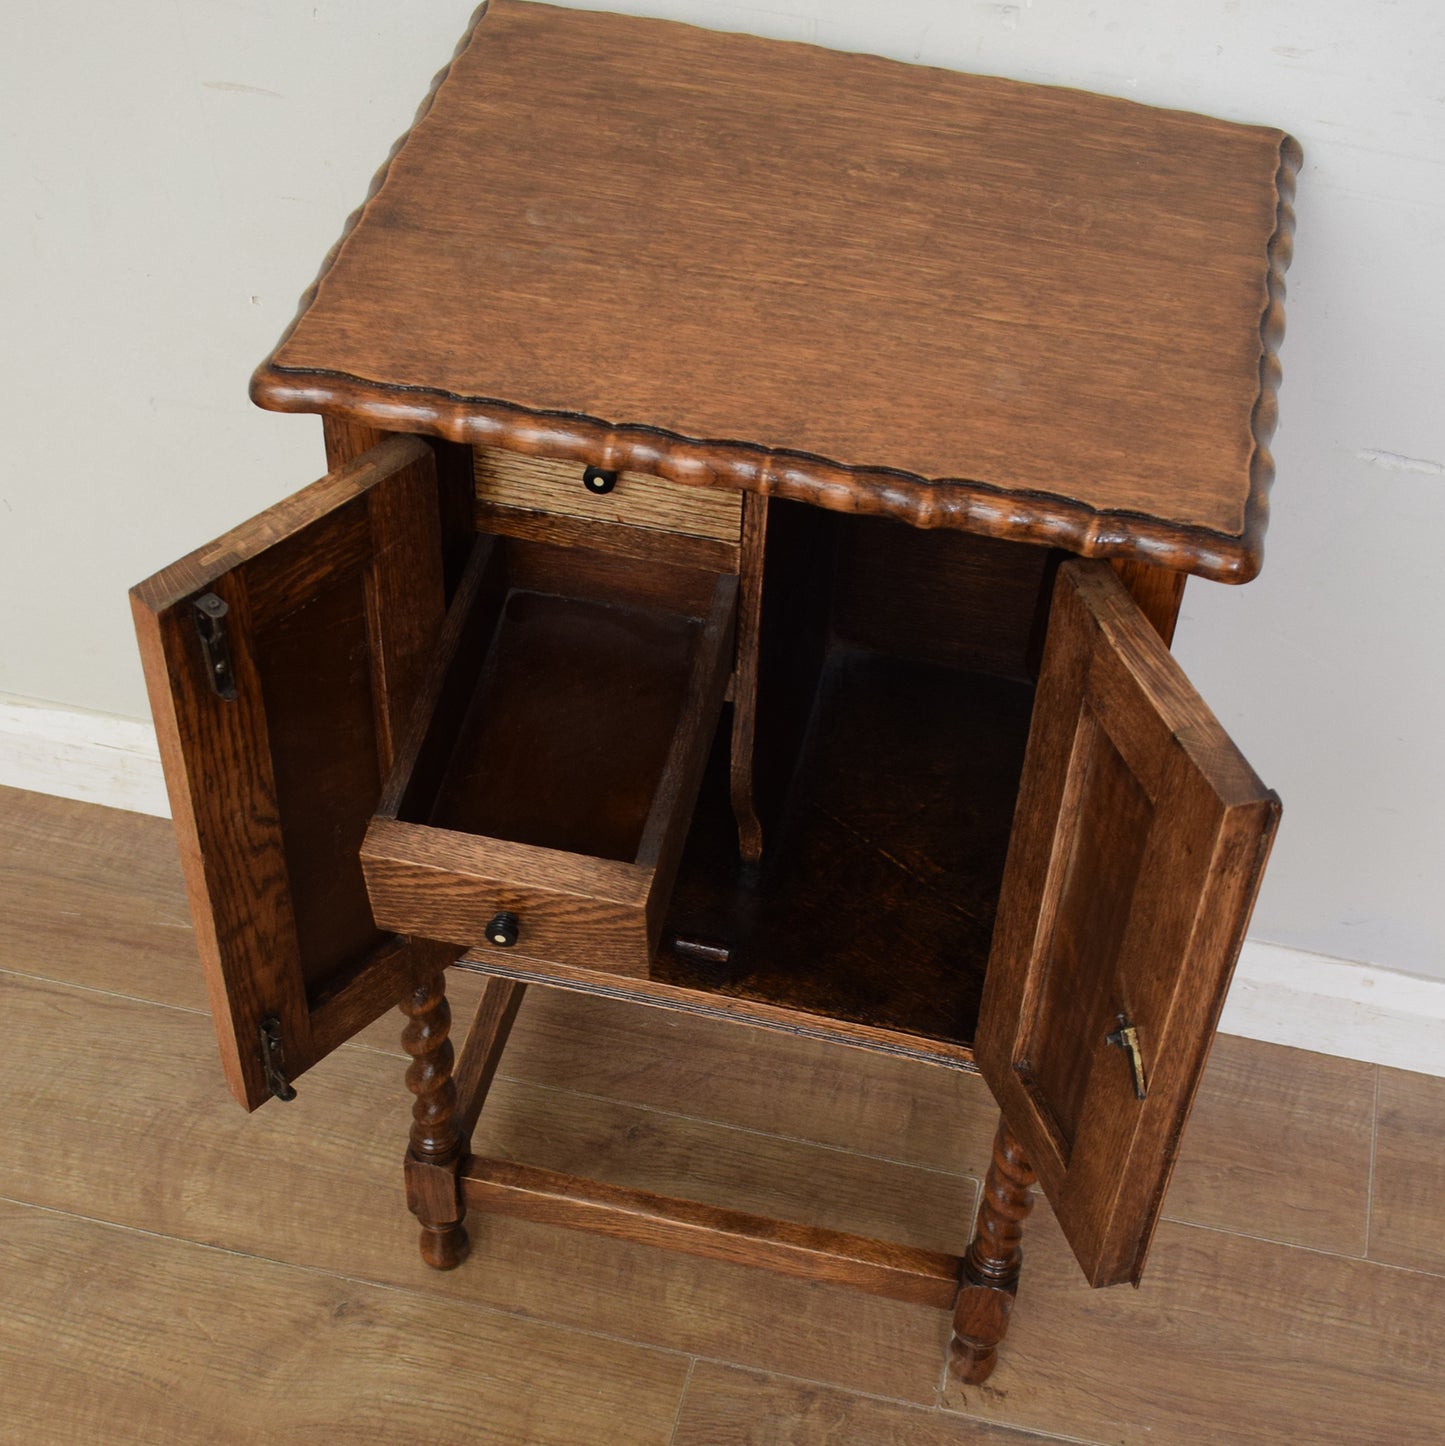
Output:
left=131, top=436, right=451, bottom=1110
left=976, top=559, right=1279, bottom=1287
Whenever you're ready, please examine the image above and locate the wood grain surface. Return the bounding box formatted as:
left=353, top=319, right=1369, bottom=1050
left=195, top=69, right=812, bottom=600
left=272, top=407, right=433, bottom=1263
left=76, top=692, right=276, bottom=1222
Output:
left=1167, top=1033, right=1375, bottom=1255
left=253, top=0, right=1300, bottom=582
left=474, top=446, right=742, bottom=542
left=461, top=1157, right=964, bottom=1307
left=941, top=1197, right=1445, bottom=1446
left=0, top=971, right=958, bottom=1404
left=674, top=1364, right=1054, bottom=1446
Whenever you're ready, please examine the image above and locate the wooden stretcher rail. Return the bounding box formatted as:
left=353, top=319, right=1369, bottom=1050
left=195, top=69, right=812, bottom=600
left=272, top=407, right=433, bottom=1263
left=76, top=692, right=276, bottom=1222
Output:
left=459, top=1155, right=964, bottom=1308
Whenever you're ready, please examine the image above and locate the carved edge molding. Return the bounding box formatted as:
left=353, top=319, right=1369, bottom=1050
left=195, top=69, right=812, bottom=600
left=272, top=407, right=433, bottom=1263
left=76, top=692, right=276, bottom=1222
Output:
left=251, top=3, right=1302, bottom=588
left=251, top=365, right=1278, bottom=584
left=1242, top=131, right=1303, bottom=578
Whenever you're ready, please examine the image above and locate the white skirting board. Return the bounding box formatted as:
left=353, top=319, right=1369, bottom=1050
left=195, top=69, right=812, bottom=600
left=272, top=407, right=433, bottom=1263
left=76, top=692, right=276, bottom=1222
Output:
left=1, top=697, right=169, bottom=819
left=3, top=696, right=1441, bottom=1078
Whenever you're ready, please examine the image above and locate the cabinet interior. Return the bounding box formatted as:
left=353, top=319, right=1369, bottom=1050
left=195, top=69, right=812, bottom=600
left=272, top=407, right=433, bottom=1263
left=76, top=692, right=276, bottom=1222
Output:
left=389, top=468, right=1063, bottom=1065
left=660, top=507, right=1055, bottom=1057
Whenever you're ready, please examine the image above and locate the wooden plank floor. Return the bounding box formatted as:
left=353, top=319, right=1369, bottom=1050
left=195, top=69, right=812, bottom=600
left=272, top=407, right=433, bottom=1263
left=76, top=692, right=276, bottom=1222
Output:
left=1, top=784, right=1441, bottom=1444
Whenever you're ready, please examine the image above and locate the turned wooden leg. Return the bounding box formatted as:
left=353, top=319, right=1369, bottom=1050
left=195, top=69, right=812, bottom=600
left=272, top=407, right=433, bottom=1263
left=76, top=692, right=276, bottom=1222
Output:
left=949, top=1116, right=1037, bottom=1384
left=400, top=972, right=468, bottom=1270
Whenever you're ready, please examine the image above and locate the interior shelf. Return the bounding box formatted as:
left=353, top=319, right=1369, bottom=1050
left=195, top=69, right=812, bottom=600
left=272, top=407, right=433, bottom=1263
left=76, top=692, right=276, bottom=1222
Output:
left=654, top=646, right=1034, bottom=1053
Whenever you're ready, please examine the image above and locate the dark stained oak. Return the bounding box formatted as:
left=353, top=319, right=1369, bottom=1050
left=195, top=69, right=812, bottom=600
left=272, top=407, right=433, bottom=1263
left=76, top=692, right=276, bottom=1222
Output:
left=453, top=977, right=527, bottom=1145
left=360, top=539, right=737, bottom=975
left=400, top=972, right=468, bottom=1270
left=126, top=0, right=1305, bottom=1394
left=950, top=1118, right=1038, bottom=1384
left=656, top=653, right=1034, bottom=1051
left=253, top=0, right=1299, bottom=583
left=459, top=1157, right=964, bottom=1308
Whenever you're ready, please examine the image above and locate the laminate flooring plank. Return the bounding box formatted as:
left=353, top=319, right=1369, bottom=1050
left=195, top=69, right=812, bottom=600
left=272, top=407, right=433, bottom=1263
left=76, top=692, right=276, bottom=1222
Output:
left=1370, top=1067, right=1445, bottom=1275
left=0, top=1199, right=687, bottom=1446
left=470, top=1076, right=978, bottom=1254
left=0, top=786, right=202, bottom=1009
left=1166, top=1034, right=1375, bottom=1254
left=0, top=972, right=953, bottom=1402
left=939, top=1200, right=1445, bottom=1446
left=672, top=1364, right=1090, bottom=1445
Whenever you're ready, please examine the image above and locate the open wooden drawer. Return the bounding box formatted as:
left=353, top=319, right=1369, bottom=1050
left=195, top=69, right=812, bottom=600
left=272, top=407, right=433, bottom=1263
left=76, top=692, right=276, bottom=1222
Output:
left=360, top=536, right=736, bottom=976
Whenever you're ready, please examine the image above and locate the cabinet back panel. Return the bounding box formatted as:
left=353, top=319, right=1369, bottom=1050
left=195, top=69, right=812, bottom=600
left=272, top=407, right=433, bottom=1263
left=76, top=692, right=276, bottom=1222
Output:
left=829, top=516, right=1056, bottom=681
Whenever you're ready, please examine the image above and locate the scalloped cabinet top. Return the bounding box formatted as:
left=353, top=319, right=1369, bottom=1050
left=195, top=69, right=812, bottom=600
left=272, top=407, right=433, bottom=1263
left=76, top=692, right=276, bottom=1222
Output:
left=253, top=0, right=1299, bottom=582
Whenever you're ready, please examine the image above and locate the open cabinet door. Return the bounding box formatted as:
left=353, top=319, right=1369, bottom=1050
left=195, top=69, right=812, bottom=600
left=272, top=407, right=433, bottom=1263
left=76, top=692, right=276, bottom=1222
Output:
left=131, top=436, right=452, bottom=1110
left=976, top=559, right=1279, bottom=1287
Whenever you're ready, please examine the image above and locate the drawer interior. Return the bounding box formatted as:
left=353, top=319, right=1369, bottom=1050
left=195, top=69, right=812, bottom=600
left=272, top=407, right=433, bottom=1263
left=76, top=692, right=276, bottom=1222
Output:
left=362, top=536, right=736, bottom=975
left=417, top=580, right=701, bottom=862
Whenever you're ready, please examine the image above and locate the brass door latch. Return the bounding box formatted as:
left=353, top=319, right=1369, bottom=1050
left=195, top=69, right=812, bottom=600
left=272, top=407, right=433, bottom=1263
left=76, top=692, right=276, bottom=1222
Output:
left=1106, top=1014, right=1148, bottom=1101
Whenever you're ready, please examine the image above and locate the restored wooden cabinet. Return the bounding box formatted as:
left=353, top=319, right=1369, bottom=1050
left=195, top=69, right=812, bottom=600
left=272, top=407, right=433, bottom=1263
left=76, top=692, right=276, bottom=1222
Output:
left=131, top=0, right=1298, bottom=1381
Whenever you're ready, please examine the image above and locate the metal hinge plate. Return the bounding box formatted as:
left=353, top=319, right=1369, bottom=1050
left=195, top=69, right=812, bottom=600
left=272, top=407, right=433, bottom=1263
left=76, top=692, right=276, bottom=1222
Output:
left=193, top=592, right=238, bottom=700
left=259, top=1015, right=297, bottom=1102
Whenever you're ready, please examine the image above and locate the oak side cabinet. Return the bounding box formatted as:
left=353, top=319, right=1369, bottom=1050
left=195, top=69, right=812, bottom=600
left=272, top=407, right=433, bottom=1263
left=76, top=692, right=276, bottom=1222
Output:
left=131, top=0, right=1299, bottom=1383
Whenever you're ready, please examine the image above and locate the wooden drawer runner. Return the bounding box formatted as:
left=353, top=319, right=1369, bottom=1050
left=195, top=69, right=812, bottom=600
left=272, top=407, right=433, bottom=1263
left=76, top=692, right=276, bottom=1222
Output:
left=361, top=536, right=736, bottom=977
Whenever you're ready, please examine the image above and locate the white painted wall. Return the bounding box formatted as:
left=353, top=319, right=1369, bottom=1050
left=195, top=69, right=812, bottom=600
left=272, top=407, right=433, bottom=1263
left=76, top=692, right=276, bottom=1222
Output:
left=3, top=1, right=1443, bottom=983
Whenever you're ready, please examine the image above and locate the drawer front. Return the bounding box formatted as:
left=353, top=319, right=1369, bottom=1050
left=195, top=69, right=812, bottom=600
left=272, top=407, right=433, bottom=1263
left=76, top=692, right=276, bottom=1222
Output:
left=362, top=822, right=658, bottom=976
left=474, top=447, right=742, bottom=544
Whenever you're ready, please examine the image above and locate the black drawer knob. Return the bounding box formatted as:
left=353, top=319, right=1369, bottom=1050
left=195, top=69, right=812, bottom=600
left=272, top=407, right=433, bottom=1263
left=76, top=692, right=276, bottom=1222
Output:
left=485, top=911, right=520, bottom=948
left=582, top=465, right=618, bottom=495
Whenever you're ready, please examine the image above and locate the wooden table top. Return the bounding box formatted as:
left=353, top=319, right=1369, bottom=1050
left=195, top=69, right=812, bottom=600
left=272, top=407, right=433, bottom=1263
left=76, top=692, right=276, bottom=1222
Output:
left=253, top=0, right=1299, bottom=582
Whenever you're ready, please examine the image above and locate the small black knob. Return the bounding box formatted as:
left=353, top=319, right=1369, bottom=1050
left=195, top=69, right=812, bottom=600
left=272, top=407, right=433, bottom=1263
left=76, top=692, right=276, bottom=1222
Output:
left=485, top=911, right=520, bottom=948
left=582, top=465, right=617, bottom=495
